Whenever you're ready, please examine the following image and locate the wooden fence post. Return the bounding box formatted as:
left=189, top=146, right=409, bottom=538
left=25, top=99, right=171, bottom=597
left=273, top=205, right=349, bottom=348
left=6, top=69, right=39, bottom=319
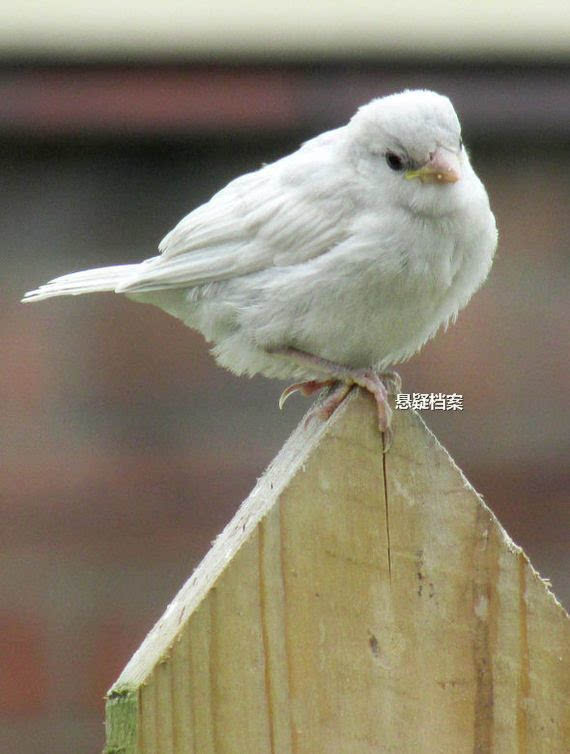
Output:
left=103, top=389, right=569, bottom=754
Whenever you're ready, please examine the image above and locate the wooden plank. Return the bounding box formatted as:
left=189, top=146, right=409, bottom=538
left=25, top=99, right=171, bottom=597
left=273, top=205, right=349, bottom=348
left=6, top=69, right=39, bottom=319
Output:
left=104, top=389, right=569, bottom=753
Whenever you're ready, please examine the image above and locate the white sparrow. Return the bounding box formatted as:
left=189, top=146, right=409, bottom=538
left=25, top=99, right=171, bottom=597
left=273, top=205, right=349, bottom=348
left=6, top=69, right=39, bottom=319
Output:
left=24, top=89, right=498, bottom=448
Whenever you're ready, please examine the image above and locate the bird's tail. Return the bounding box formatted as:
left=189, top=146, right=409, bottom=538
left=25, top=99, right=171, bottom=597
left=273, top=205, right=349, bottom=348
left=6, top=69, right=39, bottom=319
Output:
left=22, top=264, right=141, bottom=302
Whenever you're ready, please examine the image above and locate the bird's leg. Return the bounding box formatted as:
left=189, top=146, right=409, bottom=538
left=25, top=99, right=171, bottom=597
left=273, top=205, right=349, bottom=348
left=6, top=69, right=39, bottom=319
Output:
left=270, top=346, right=398, bottom=449
left=305, top=381, right=354, bottom=424
left=278, top=377, right=353, bottom=431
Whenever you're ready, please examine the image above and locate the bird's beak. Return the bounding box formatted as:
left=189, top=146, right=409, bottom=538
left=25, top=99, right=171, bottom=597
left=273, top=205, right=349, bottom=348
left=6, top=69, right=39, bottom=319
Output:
left=405, top=147, right=461, bottom=185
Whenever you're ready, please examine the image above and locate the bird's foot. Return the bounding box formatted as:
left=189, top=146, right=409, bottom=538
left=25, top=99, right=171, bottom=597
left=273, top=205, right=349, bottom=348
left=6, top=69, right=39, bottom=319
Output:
left=272, top=347, right=398, bottom=452
left=347, top=368, right=394, bottom=451
left=279, top=379, right=354, bottom=431
left=278, top=379, right=336, bottom=409
left=303, top=381, right=354, bottom=427
left=378, top=370, right=402, bottom=395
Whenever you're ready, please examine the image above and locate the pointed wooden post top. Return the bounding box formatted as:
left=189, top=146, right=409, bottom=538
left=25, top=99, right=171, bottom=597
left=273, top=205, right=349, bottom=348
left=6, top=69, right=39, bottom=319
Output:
left=104, top=389, right=569, bottom=754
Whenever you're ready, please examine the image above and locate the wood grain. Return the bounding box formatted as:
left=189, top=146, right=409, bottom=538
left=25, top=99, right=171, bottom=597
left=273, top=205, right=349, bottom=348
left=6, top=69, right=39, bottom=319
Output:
left=104, top=389, right=569, bottom=753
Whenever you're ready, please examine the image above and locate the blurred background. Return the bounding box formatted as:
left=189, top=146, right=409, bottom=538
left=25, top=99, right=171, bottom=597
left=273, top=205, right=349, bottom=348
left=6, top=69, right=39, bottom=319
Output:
left=2, top=2, right=569, bottom=752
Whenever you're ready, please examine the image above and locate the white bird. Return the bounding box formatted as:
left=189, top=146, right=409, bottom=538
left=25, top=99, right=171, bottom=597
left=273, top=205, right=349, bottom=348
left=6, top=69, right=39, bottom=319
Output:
left=23, top=89, right=497, bottom=447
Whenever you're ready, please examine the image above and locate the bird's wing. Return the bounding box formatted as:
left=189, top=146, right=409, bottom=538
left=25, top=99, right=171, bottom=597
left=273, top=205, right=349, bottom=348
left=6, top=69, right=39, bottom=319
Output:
left=117, top=133, right=355, bottom=293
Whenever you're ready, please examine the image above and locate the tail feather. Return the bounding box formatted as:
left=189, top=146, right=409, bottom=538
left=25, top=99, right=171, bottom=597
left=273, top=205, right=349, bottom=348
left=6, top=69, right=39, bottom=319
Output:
left=22, top=264, right=141, bottom=302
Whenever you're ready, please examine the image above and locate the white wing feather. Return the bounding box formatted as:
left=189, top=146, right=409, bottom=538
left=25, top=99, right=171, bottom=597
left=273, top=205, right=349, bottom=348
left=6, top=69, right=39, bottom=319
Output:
left=116, top=129, right=355, bottom=293
left=23, top=128, right=357, bottom=303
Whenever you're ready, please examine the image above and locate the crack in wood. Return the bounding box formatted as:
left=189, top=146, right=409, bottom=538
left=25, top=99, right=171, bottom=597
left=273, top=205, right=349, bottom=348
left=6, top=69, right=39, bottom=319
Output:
left=382, top=435, right=392, bottom=582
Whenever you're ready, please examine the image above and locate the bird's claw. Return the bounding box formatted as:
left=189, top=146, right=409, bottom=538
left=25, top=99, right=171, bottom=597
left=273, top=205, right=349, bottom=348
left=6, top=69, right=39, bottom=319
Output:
left=345, top=369, right=394, bottom=448
left=277, top=352, right=398, bottom=451
left=303, top=382, right=353, bottom=428
left=278, top=382, right=302, bottom=410
left=382, top=425, right=394, bottom=453
left=379, top=371, right=402, bottom=395
left=278, top=379, right=335, bottom=410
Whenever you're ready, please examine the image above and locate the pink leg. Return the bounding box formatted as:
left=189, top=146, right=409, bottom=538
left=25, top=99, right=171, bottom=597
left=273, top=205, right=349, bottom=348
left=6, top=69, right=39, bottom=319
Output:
left=304, top=381, right=353, bottom=426
left=271, top=346, right=398, bottom=450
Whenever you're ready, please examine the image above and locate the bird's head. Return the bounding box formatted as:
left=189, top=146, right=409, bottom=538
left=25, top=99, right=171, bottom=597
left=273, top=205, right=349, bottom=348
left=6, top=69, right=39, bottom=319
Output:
left=345, top=89, right=472, bottom=216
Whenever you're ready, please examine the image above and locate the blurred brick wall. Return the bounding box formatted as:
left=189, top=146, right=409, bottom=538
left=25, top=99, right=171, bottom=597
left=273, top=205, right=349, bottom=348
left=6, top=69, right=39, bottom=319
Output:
left=2, top=67, right=569, bottom=753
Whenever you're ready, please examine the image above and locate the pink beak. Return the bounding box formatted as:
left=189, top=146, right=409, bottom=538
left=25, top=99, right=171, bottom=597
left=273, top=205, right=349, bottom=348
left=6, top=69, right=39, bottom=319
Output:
left=406, top=147, right=461, bottom=185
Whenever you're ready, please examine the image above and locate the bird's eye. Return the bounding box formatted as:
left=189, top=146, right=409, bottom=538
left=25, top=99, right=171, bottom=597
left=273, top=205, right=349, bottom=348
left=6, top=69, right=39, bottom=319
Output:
left=385, top=151, right=405, bottom=171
